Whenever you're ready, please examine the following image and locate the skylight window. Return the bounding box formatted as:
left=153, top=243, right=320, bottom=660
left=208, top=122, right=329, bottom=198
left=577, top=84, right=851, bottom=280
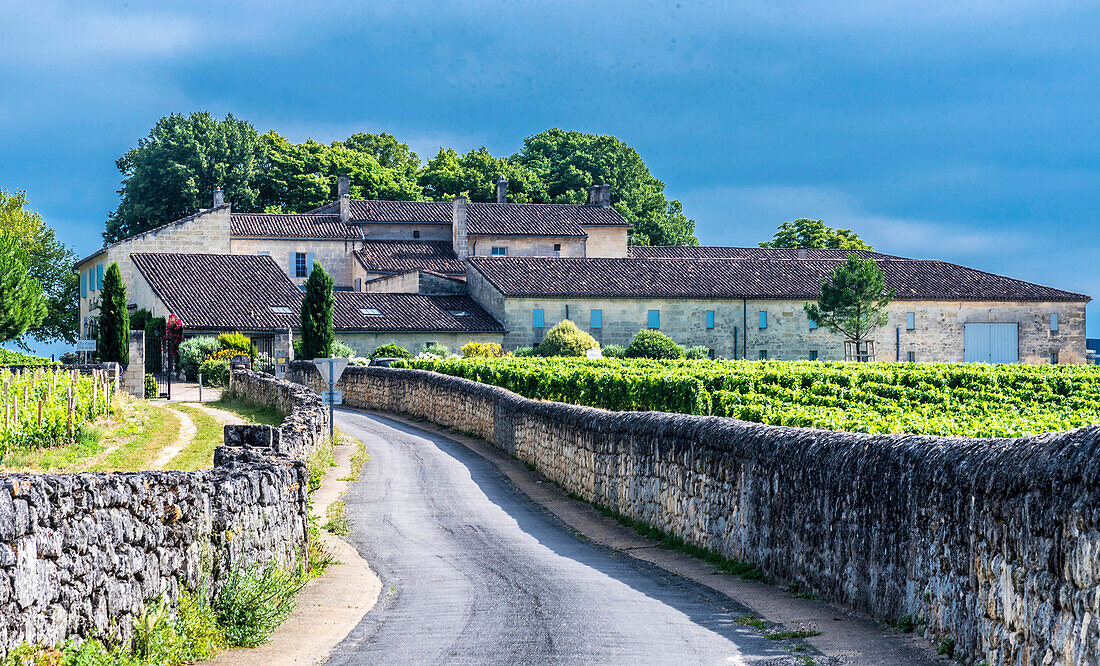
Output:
left=359, top=308, right=383, bottom=317
left=447, top=310, right=471, bottom=317
left=270, top=306, right=293, bottom=314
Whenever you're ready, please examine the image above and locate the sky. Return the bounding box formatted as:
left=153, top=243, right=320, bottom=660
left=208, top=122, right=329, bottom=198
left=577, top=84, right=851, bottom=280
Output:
left=2, top=0, right=1099, bottom=352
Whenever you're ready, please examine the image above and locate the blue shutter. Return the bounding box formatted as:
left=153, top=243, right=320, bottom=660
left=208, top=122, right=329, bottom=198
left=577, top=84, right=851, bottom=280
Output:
left=706, top=310, right=715, bottom=329
left=1051, top=313, right=1059, bottom=332
left=590, top=309, right=602, bottom=329
left=906, top=312, right=915, bottom=330
left=759, top=311, right=767, bottom=329
left=306, top=252, right=315, bottom=275
left=809, top=318, right=818, bottom=330
left=96, top=264, right=104, bottom=290
left=533, top=309, right=545, bottom=328
left=648, top=310, right=660, bottom=329
left=80, top=270, right=87, bottom=298
left=291, top=252, right=297, bottom=276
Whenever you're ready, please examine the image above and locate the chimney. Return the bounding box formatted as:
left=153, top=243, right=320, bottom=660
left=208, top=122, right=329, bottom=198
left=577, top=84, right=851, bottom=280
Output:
left=797, top=248, right=808, bottom=260
left=452, top=195, right=469, bottom=260
left=495, top=176, right=508, bottom=204
left=213, top=187, right=224, bottom=207
left=337, top=174, right=349, bottom=198
left=587, top=183, right=611, bottom=207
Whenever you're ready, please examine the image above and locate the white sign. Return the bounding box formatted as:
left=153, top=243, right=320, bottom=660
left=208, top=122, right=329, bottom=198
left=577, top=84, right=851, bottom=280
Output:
left=313, top=357, right=350, bottom=387
left=322, top=389, right=343, bottom=405
left=76, top=339, right=97, bottom=352
left=586, top=348, right=602, bottom=359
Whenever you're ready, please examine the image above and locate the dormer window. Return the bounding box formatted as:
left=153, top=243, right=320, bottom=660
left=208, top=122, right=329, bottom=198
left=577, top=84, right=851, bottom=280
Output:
left=270, top=306, right=293, bottom=314
left=359, top=308, right=383, bottom=317
left=413, top=230, right=420, bottom=239
left=447, top=310, right=471, bottom=317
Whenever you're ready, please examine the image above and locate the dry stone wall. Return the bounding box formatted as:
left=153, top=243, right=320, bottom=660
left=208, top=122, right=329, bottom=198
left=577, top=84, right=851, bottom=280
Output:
left=0, top=369, right=325, bottom=655
left=288, top=361, right=1100, bottom=666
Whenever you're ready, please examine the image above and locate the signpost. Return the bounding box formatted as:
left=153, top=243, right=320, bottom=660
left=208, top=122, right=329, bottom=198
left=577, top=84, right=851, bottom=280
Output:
left=313, top=358, right=349, bottom=442
left=76, top=339, right=97, bottom=351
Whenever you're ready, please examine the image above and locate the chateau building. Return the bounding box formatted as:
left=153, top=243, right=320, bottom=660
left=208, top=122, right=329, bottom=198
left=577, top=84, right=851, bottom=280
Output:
left=75, top=176, right=1089, bottom=363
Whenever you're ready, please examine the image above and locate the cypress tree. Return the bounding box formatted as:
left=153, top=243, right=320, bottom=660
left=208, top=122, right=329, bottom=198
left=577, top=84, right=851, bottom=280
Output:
left=97, top=262, right=130, bottom=364
left=299, top=262, right=334, bottom=359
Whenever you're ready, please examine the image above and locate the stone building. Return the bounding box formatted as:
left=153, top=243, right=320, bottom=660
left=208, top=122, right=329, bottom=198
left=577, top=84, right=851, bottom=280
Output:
left=75, top=177, right=1089, bottom=363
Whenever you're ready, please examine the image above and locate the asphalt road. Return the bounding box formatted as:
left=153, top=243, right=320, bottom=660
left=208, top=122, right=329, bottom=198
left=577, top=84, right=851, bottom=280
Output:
left=327, top=408, right=826, bottom=666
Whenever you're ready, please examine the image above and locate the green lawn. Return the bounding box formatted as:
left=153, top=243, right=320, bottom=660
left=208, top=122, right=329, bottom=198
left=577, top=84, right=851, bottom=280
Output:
left=166, top=404, right=223, bottom=471
left=209, top=397, right=285, bottom=426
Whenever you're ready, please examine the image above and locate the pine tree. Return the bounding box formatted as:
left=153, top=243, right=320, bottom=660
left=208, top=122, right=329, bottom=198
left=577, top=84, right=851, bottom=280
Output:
left=804, top=254, right=894, bottom=361
left=0, top=234, right=47, bottom=342
left=97, top=263, right=130, bottom=364
left=299, top=262, right=334, bottom=359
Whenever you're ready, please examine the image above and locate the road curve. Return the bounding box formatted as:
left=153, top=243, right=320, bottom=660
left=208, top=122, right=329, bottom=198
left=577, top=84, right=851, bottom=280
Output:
left=328, top=408, right=821, bottom=665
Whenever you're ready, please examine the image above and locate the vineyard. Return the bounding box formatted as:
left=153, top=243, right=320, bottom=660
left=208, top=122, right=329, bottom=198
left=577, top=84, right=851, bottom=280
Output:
left=0, top=367, right=115, bottom=452
left=398, top=357, right=1100, bottom=437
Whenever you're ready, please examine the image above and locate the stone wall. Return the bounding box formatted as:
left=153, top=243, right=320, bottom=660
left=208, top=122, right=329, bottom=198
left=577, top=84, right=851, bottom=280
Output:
left=289, top=362, right=1100, bottom=666
left=230, top=238, right=362, bottom=290
left=0, top=369, right=326, bottom=655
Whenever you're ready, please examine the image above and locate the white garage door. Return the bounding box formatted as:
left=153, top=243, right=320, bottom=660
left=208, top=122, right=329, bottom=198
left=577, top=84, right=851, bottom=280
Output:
left=964, top=323, right=1019, bottom=364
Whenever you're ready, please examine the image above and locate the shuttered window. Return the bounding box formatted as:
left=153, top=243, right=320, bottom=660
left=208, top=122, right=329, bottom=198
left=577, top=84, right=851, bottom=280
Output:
left=706, top=310, right=715, bottom=329
left=294, top=252, right=307, bottom=277
left=532, top=309, right=545, bottom=328
left=759, top=311, right=767, bottom=329
left=80, top=271, right=87, bottom=298
left=906, top=312, right=915, bottom=330
left=1050, top=313, right=1059, bottom=332
left=590, top=309, right=602, bottom=329
left=648, top=310, right=660, bottom=329
left=96, top=265, right=104, bottom=290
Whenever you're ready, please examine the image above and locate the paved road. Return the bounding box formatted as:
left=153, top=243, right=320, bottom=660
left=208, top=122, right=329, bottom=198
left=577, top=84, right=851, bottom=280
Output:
left=328, top=408, right=823, bottom=665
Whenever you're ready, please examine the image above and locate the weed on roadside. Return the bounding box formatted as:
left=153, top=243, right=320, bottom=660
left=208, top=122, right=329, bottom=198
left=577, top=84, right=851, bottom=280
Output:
left=214, top=562, right=305, bottom=647
left=323, top=500, right=350, bottom=536
left=733, top=615, right=766, bottom=630
left=338, top=437, right=369, bottom=481
left=765, top=624, right=822, bottom=641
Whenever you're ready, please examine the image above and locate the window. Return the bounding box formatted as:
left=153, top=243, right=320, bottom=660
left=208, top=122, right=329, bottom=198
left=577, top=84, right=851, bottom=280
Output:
left=590, top=309, right=602, bottom=329
left=759, top=350, right=768, bottom=360
left=648, top=310, right=660, bottom=329
left=706, top=310, right=715, bottom=329
left=96, top=264, right=103, bottom=290
left=270, top=306, right=292, bottom=314
left=359, top=308, right=383, bottom=317
left=532, top=308, right=545, bottom=328
left=907, top=351, right=916, bottom=363
left=906, top=312, right=916, bottom=330
left=759, top=311, right=767, bottom=329
left=447, top=309, right=471, bottom=317
left=1051, top=313, right=1059, bottom=332
left=294, top=252, right=308, bottom=278
left=80, top=271, right=88, bottom=298
left=1051, top=351, right=1059, bottom=364
left=413, top=230, right=420, bottom=239
left=553, top=243, right=561, bottom=252
left=708, top=349, right=716, bottom=360
left=809, top=350, right=818, bottom=361
left=491, top=246, right=507, bottom=256
left=355, top=278, right=362, bottom=291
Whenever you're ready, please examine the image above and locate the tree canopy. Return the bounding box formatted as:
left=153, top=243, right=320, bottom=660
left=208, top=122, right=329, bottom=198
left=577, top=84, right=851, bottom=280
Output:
left=0, top=189, right=78, bottom=344
left=0, top=234, right=47, bottom=343
left=103, top=117, right=698, bottom=246
left=804, top=254, right=894, bottom=347
left=760, top=218, right=871, bottom=250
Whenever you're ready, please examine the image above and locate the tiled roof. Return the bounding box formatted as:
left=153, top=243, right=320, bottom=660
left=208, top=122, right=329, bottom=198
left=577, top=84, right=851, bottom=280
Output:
left=631, top=246, right=905, bottom=260
left=131, top=253, right=303, bottom=330
left=230, top=214, right=361, bottom=239
left=310, top=198, right=629, bottom=235
left=332, top=293, right=502, bottom=332
left=467, top=256, right=1089, bottom=302
left=354, top=241, right=465, bottom=275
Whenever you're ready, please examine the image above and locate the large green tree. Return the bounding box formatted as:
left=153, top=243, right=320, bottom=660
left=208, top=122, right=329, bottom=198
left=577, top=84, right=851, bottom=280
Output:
left=760, top=218, right=871, bottom=250
left=97, top=263, right=129, bottom=364
left=104, top=112, right=263, bottom=242
left=299, top=262, right=334, bottom=359
left=0, top=233, right=47, bottom=343
left=804, top=255, right=894, bottom=361
left=0, top=189, right=78, bottom=344
left=419, top=147, right=545, bottom=202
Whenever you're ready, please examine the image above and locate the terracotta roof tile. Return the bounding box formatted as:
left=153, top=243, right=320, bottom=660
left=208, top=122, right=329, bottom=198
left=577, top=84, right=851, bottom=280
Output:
left=230, top=213, right=361, bottom=239
left=354, top=241, right=465, bottom=275
left=332, top=293, right=502, bottom=332
left=631, top=246, right=906, bottom=260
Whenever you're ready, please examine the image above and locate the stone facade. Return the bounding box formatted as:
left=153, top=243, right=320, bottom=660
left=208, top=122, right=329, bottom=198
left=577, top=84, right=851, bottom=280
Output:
left=335, top=331, right=502, bottom=357
left=360, top=223, right=449, bottom=241
left=230, top=238, right=362, bottom=289
left=583, top=226, right=630, bottom=258
left=0, top=369, right=326, bottom=655
left=467, top=236, right=585, bottom=258
left=290, top=362, right=1100, bottom=666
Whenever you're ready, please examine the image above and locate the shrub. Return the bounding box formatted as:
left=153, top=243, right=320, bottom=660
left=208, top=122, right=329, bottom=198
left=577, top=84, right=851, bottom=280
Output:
left=58, top=351, right=80, bottom=365
left=130, top=307, right=152, bottom=332
left=369, top=343, right=412, bottom=359
left=178, top=337, right=220, bottom=380
left=601, top=344, right=627, bottom=359
left=625, top=330, right=684, bottom=360
left=684, top=345, right=711, bottom=360
left=175, top=591, right=226, bottom=660
left=214, top=562, right=305, bottom=647
left=198, top=358, right=230, bottom=387
left=144, top=374, right=158, bottom=399
left=538, top=320, right=599, bottom=358
left=218, top=332, right=255, bottom=357
left=331, top=340, right=356, bottom=358
left=512, top=346, right=537, bottom=357
left=461, top=342, right=506, bottom=358
left=422, top=342, right=449, bottom=357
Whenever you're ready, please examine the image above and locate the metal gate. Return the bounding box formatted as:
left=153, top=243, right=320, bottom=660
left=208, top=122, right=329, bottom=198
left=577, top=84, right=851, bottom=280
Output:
left=964, top=323, right=1019, bottom=364
left=148, top=328, right=173, bottom=398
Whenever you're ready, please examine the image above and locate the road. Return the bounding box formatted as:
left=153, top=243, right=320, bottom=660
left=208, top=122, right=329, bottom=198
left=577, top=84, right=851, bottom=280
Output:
left=328, top=408, right=829, bottom=665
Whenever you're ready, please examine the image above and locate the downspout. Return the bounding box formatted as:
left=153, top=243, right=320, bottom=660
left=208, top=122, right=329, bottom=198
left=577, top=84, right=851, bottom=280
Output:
left=896, top=326, right=901, bottom=362
left=742, top=298, right=748, bottom=359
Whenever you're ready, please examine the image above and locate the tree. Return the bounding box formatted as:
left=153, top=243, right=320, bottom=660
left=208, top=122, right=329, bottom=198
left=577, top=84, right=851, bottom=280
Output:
left=105, top=112, right=263, bottom=242
left=299, top=262, right=334, bottom=359
left=0, top=189, right=78, bottom=344
left=760, top=218, right=872, bottom=250
left=0, top=234, right=47, bottom=343
left=97, top=263, right=129, bottom=364
left=419, top=147, right=545, bottom=202
left=512, top=129, right=697, bottom=246
left=339, top=132, right=421, bottom=183
left=804, top=255, right=894, bottom=361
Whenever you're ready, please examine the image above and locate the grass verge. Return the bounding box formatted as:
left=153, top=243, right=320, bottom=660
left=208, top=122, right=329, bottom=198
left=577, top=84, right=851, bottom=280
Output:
left=323, top=500, right=349, bottom=536
left=208, top=397, right=285, bottom=426
left=165, top=405, right=222, bottom=471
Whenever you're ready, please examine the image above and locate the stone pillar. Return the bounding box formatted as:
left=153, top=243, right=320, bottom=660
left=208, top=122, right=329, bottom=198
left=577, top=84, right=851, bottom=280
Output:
left=122, top=330, right=145, bottom=397
left=275, top=327, right=293, bottom=378
left=452, top=195, right=469, bottom=260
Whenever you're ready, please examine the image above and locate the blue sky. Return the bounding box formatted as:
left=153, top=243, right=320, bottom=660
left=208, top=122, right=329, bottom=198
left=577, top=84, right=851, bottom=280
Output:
left=2, top=0, right=1099, bottom=350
